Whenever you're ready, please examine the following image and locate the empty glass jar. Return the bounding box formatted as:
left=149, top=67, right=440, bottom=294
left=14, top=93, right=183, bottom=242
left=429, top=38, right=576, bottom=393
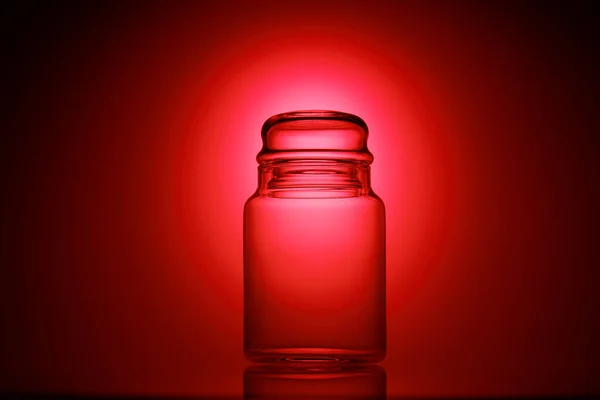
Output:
left=244, top=111, right=386, bottom=363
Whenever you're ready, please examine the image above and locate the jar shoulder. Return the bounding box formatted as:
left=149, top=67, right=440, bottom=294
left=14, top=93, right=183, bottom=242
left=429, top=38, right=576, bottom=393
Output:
left=244, top=192, right=385, bottom=213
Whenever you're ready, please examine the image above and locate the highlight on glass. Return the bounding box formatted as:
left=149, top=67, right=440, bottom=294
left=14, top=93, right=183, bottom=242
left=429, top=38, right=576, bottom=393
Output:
left=244, top=110, right=386, bottom=363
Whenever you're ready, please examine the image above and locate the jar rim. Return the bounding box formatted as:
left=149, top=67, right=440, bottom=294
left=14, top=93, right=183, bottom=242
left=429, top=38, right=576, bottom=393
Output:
left=261, top=110, right=368, bottom=139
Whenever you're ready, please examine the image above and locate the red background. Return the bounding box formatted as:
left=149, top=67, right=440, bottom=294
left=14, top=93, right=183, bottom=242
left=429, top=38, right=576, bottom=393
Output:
left=2, top=0, right=599, bottom=396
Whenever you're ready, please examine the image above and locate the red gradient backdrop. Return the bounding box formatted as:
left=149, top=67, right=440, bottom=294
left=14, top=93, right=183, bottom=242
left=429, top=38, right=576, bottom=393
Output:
left=1, top=0, right=599, bottom=396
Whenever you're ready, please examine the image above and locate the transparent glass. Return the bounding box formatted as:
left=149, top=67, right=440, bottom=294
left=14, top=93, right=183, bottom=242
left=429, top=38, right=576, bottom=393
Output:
left=244, top=111, right=386, bottom=363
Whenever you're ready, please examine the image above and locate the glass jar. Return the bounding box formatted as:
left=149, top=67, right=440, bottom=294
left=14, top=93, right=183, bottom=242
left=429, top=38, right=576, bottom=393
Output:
left=244, top=111, right=386, bottom=363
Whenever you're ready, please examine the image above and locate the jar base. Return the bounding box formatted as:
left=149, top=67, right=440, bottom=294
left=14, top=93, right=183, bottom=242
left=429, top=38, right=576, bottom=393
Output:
left=245, top=347, right=385, bottom=364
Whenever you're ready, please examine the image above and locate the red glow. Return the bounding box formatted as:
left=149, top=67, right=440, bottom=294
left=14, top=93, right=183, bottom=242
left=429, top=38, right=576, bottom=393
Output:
left=178, top=30, right=451, bottom=318
left=3, top=1, right=599, bottom=397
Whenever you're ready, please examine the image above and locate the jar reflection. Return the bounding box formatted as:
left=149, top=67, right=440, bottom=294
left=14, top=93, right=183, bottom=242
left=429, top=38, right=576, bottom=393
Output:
left=244, top=364, right=386, bottom=400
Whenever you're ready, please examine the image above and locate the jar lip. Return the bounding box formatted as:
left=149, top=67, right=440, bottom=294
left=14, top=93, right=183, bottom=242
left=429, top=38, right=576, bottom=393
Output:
left=261, top=110, right=368, bottom=138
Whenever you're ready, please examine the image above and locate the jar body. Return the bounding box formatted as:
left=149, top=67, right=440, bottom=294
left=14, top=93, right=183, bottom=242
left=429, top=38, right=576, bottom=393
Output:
left=244, top=111, right=386, bottom=363
left=244, top=188, right=385, bottom=362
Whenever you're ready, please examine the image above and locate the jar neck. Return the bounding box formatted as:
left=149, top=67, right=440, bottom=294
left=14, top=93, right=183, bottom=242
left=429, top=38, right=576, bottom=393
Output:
left=257, top=160, right=371, bottom=198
